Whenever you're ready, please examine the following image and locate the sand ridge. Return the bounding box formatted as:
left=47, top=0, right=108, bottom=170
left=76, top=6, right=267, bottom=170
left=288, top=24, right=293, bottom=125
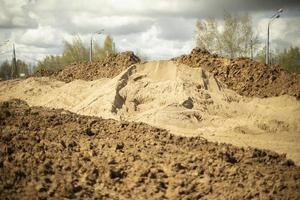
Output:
left=0, top=60, right=299, bottom=163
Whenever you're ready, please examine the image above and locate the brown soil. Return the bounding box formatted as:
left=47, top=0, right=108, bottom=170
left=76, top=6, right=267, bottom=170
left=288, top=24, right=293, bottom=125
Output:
left=32, top=51, right=140, bottom=83
left=31, top=69, right=59, bottom=78
left=173, top=48, right=300, bottom=98
left=1, top=99, right=299, bottom=199
left=54, top=51, right=140, bottom=83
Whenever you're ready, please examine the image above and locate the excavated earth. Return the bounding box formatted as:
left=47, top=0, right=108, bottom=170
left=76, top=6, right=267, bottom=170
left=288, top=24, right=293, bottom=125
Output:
left=2, top=49, right=300, bottom=199
left=33, top=51, right=140, bottom=83
left=1, top=99, right=300, bottom=199
left=172, top=48, right=300, bottom=98
left=1, top=60, right=300, bottom=164
left=33, top=49, right=300, bottom=98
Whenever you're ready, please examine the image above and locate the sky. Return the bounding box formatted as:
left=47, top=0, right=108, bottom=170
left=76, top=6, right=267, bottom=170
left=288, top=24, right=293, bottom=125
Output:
left=0, top=0, right=300, bottom=65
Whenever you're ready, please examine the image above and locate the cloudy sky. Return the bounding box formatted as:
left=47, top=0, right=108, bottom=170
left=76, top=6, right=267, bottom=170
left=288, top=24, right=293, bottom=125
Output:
left=0, top=0, right=300, bottom=64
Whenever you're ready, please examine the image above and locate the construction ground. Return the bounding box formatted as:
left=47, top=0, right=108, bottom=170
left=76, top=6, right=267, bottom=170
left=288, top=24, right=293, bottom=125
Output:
left=0, top=48, right=300, bottom=199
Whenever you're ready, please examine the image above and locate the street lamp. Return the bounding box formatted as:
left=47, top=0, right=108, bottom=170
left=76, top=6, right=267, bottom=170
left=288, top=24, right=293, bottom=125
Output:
left=90, top=29, right=104, bottom=62
left=266, top=8, right=283, bottom=65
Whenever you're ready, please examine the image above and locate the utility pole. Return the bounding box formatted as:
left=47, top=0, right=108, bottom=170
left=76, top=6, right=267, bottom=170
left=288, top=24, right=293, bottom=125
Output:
left=11, top=43, right=17, bottom=79
left=90, top=29, right=104, bottom=62
left=266, top=8, right=283, bottom=66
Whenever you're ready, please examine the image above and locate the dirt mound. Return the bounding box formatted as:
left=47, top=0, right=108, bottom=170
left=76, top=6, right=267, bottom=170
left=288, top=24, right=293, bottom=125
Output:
left=1, top=61, right=300, bottom=163
left=0, top=99, right=299, bottom=199
left=173, top=48, right=300, bottom=98
left=31, top=69, right=59, bottom=78
left=53, top=51, right=140, bottom=82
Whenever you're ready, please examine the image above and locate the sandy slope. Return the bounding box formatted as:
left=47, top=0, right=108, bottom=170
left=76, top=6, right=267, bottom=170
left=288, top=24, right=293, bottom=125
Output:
left=0, top=60, right=299, bottom=163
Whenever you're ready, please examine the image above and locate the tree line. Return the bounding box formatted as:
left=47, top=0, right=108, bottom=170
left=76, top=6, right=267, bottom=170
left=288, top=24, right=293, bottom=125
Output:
left=195, top=12, right=300, bottom=73
left=0, top=35, right=116, bottom=80
left=1, top=15, right=299, bottom=80
left=34, top=35, right=116, bottom=72
left=0, top=60, right=29, bottom=80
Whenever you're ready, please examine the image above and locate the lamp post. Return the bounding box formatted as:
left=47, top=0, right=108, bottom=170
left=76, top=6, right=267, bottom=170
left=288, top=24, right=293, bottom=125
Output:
left=266, top=8, right=283, bottom=65
left=90, top=30, right=104, bottom=62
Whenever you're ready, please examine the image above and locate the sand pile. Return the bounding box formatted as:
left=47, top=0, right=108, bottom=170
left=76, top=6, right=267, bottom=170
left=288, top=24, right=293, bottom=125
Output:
left=1, top=60, right=300, bottom=163
left=1, top=99, right=299, bottom=199
left=172, top=48, right=300, bottom=98
left=54, top=51, right=140, bottom=82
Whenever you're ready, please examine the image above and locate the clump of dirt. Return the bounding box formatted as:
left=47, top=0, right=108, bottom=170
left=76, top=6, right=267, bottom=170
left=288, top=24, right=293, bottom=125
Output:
left=1, top=99, right=299, bottom=199
left=173, top=48, right=300, bottom=98
left=53, top=51, right=140, bottom=82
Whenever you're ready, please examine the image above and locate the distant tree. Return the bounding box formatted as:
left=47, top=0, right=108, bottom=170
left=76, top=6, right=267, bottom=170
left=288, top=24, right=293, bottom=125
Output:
left=135, top=50, right=148, bottom=61
left=255, top=46, right=300, bottom=74
left=103, top=35, right=115, bottom=56
left=0, top=61, right=12, bottom=80
left=195, top=18, right=222, bottom=55
left=62, top=36, right=89, bottom=64
left=195, top=12, right=259, bottom=58
left=16, top=59, right=29, bottom=75
left=34, top=35, right=118, bottom=72
left=0, top=59, right=29, bottom=80
left=277, top=46, right=300, bottom=73
left=34, top=55, right=63, bottom=72
left=92, top=42, right=106, bottom=60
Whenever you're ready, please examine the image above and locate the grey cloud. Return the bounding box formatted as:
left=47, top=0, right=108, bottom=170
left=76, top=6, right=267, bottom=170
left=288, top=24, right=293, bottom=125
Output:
left=105, top=0, right=300, bottom=19
left=22, top=0, right=300, bottom=38
left=27, top=0, right=300, bottom=22
left=155, top=18, right=195, bottom=41
left=69, top=18, right=155, bottom=36
left=0, top=19, right=38, bottom=29
left=19, top=40, right=63, bottom=49
left=28, top=8, right=154, bottom=37
left=0, top=0, right=38, bottom=29
left=1, top=0, right=300, bottom=61
left=272, top=39, right=291, bottom=49
left=104, top=21, right=154, bottom=36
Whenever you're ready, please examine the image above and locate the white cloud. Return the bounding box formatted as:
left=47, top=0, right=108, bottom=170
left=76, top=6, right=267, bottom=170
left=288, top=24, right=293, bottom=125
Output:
left=19, top=26, right=68, bottom=48
left=115, top=25, right=194, bottom=59
left=257, top=17, right=300, bottom=50
left=70, top=14, right=154, bottom=35
left=0, top=0, right=38, bottom=29
left=1, top=0, right=300, bottom=64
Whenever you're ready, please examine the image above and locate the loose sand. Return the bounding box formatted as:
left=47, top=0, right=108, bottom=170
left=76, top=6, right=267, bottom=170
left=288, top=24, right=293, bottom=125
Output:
left=1, top=60, right=299, bottom=164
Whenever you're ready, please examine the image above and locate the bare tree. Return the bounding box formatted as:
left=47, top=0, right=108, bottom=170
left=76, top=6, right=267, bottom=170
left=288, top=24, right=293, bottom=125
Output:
left=195, top=18, right=222, bottom=55
left=195, top=12, right=259, bottom=58
left=103, top=35, right=115, bottom=55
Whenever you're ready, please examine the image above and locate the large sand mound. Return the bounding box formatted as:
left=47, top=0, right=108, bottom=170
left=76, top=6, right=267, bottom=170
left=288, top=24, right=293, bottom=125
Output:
left=173, top=48, right=300, bottom=98
left=1, top=60, right=299, bottom=163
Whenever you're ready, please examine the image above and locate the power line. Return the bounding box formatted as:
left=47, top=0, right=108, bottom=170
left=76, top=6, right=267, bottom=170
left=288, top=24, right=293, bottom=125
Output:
left=0, top=51, right=11, bottom=55
left=18, top=55, right=39, bottom=63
